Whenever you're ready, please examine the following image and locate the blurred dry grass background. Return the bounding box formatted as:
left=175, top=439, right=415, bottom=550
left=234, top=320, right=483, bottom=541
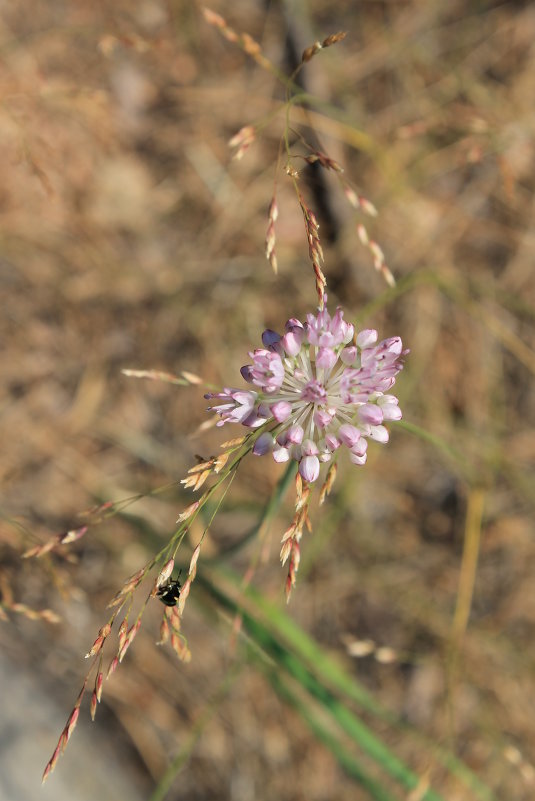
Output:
left=1, top=1, right=534, bottom=799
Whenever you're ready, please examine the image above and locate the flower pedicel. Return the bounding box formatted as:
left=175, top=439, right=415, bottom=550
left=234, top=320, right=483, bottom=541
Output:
left=206, top=297, right=407, bottom=482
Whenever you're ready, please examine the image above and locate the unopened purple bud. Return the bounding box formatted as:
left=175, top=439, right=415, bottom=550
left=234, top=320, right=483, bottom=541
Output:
left=341, top=346, right=357, bottom=365
left=357, top=404, right=384, bottom=425
left=299, top=454, right=320, bottom=482
left=356, top=329, right=378, bottom=349
left=342, top=322, right=354, bottom=344
left=338, top=424, right=361, bottom=448
left=316, top=347, right=337, bottom=370
left=281, top=329, right=304, bottom=356
left=285, top=317, right=304, bottom=331
left=350, top=438, right=368, bottom=457
left=385, top=337, right=403, bottom=356
left=378, top=395, right=402, bottom=421
left=250, top=349, right=284, bottom=392
left=331, top=308, right=354, bottom=344
left=367, top=425, right=389, bottom=443
left=257, top=402, right=271, bottom=418
left=277, top=424, right=304, bottom=447
left=273, top=446, right=290, bottom=463
left=324, top=433, right=340, bottom=452
left=242, top=409, right=269, bottom=428
left=253, top=432, right=274, bottom=455
left=301, top=439, right=319, bottom=456
left=240, top=365, right=253, bottom=382
left=313, top=409, right=333, bottom=429
left=262, top=329, right=281, bottom=347
left=271, top=401, right=292, bottom=422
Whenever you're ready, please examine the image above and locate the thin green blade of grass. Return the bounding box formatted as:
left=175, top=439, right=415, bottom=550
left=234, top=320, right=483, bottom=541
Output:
left=196, top=571, right=446, bottom=801
left=241, top=579, right=496, bottom=801
left=264, top=664, right=399, bottom=801
left=200, top=568, right=497, bottom=801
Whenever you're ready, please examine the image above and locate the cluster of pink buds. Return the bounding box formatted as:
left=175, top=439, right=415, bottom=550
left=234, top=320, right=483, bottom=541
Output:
left=206, top=298, right=407, bottom=482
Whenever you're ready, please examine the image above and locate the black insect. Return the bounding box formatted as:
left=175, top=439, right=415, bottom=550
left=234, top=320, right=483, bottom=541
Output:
left=156, top=573, right=182, bottom=607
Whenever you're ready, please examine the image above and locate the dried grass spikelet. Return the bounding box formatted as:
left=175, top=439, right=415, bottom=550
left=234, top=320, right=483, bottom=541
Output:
left=163, top=604, right=191, bottom=661
left=122, top=368, right=204, bottom=386
left=280, top=474, right=312, bottom=601
left=202, top=7, right=272, bottom=73
left=177, top=543, right=201, bottom=617
left=156, top=558, right=175, bottom=587
left=157, top=616, right=170, bottom=646
left=181, top=461, right=214, bottom=491
left=265, top=196, right=278, bottom=274
left=357, top=223, right=395, bottom=287
left=301, top=31, right=347, bottom=63
left=213, top=450, right=230, bottom=473
left=107, top=566, right=146, bottom=608
left=4, top=601, right=61, bottom=624
left=319, top=462, right=337, bottom=506
left=229, top=124, right=256, bottom=160
left=23, top=525, right=88, bottom=558
left=220, top=436, right=245, bottom=449
left=298, top=193, right=327, bottom=308
left=305, top=150, right=343, bottom=173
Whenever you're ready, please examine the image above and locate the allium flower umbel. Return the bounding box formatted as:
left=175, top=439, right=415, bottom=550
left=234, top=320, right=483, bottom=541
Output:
left=206, top=300, right=407, bottom=483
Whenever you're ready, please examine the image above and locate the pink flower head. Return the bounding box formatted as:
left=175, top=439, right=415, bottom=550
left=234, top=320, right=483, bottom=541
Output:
left=208, top=297, right=407, bottom=482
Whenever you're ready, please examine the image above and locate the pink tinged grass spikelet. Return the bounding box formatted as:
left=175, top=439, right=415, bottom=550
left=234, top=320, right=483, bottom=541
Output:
left=23, top=525, right=88, bottom=558
left=95, top=671, right=104, bottom=703
left=229, top=125, right=256, bottom=160
left=177, top=544, right=201, bottom=616
left=177, top=499, right=201, bottom=523
left=177, top=578, right=192, bottom=617
left=106, top=655, right=119, bottom=679
left=157, top=617, right=170, bottom=645
left=305, top=151, right=343, bottom=173
left=85, top=622, right=112, bottom=658
left=157, top=558, right=175, bottom=587
left=189, top=543, right=201, bottom=576
left=90, top=691, right=97, bottom=721
left=6, top=602, right=61, bottom=623
left=118, top=618, right=128, bottom=652
left=107, top=566, right=146, bottom=608
left=171, top=631, right=191, bottom=663
left=118, top=619, right=141, bottom=662
left=43, top=682, right=87, bottom=782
